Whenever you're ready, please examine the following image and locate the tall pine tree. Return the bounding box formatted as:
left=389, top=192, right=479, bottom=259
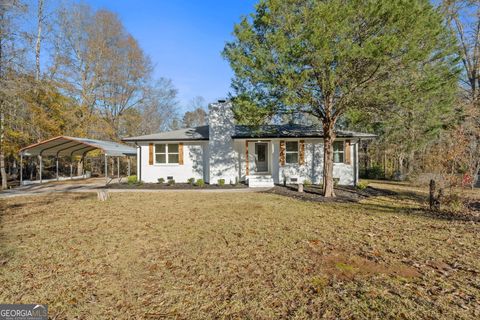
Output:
left=223, top=0, right=458, bottom=197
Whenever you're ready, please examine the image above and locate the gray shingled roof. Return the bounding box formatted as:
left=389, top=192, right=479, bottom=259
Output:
left=233, top=125, right=377, bottom=139
left=122, top=126, right=209, bottom=141
left=122, top=124, right=375, bottom=141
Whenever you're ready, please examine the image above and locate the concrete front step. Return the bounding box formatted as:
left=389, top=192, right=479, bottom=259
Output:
left=248, top=175, right=274, bottom=188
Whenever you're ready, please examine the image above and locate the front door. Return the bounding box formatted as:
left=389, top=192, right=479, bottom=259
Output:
left=255, top=143, right=268, bottom=173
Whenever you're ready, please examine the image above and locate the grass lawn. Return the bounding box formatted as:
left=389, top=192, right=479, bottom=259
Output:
left=0, top=184, right=479, bottom=319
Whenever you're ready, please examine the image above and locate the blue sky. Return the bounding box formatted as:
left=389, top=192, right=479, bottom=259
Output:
left=82, top=0, right=258, bottom=112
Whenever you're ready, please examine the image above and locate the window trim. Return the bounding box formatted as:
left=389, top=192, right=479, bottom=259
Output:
left=333, top=141, right=345, bottom=164
left=285, top=141, right=299, bottom=164
left=154, top=143, right=179, bottom=165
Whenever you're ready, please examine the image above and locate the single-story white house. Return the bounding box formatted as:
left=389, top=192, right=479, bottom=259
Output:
left=122, top=101, right=375, bottom=187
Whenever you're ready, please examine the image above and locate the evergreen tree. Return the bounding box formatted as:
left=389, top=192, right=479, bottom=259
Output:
left=223, top=0, right=458, bottom=197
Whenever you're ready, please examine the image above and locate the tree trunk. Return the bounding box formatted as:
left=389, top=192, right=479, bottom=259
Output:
left=0, top=8, right=6, bottom=190
left=77, top=159, right=83, bottom=177
left=323, top=120, right=336, bottom=197
left=406, top=150, right=415, bottom=178
left=0, top=111, right=7, bottom=189
left=35, top=0, right=44, bottom=81
left=398, top=155, right=405, bottom=180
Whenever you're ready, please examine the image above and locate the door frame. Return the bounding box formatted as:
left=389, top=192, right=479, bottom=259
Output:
left=254, top=142, right=269, bottom=174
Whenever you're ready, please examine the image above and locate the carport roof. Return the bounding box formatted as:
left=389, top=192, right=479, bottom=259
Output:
left=20, top=136, right=137, bottom=157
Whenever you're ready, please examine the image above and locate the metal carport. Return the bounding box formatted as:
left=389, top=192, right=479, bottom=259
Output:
left=19, top=136, right=136, bottom=185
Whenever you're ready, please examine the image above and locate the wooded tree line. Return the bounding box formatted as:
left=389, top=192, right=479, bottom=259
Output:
left=347, top=0, right=480, bottom=189
left=0, top=0, right=207, bottom=188
left=223, top=0, right=480, bottom=195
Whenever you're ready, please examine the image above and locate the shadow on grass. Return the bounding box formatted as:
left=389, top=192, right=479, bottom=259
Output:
left=270, top=183, right=479, bottom=223
left=388, top=190, right=427, bottom=203
left=269, top=184, right=398, bottom=204
left=0, top=193, right=94, bottom=213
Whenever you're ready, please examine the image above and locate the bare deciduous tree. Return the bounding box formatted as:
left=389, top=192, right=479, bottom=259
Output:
left=182, top=96, right=207, bottom=128
left=134, top=78, right=179, bottom=135
left=93, top=10, right=152, bottom=139
left=53, top=4, right=153, bottom=140
left=443, top=0, right=480, bottom=186
left=35, top=0, right=43, bottom=82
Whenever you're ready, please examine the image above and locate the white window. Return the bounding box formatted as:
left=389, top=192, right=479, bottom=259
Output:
left=333, top=141, right=344, bottom=163
left=285, top=141, right=298, bottom=164
left=155, top=144, right=179, bottom=164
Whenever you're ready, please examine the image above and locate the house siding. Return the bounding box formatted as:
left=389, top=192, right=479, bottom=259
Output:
left=235, top=138, right=356, bottom=186
left=138, top=142, right=206, bottom=183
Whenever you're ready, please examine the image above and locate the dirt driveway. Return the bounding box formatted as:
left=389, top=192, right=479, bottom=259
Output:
left=0, top=178, right=107, bottom=198
left=0, top=178, right=266, bottom=198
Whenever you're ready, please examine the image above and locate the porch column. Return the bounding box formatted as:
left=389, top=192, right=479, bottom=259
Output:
left=117, top=157, right=120, bottom=181
left=127, top=156, right=131, bottom=176
left=245, top=140, right=249, bottom=176
left=353, top=140, right=360, bottom=186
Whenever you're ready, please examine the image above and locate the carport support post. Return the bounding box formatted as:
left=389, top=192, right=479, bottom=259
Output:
left=39, top=155, right=43, bottom=184
left=117, top=157, right=120, bottom=181
left=70, top=160, right=73, bottom=180
left=127, top=156, right=131, bottom=176
left=56, top=157, right=59, bottom=181
left=104, top=154, right=108, bottom=184
left=20, top=153, right=23, bottom=186
left=81, top=155, right=85, bottom=179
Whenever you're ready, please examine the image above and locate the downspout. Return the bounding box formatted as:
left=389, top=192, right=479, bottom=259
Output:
left=135, top=142, right=141, bottom=182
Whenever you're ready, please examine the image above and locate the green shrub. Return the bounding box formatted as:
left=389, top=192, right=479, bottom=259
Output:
left=187, top=177, right=195, bottom=185
left=167, top=179, right=175, bottom=186
left=217, top=179, right=225, bottom=186
left=445, top=193, right=465, bottom=213
left=356, top=181, right=369, bottom=190
left=195, top=179, right=205, bottom=187
left=158, top=178, right=165, bottom=184
left=449, top=199, right=465, bottom=213
left=127, top=175, right=137, bottom=185
left=303, top=179, right=312, bottom=186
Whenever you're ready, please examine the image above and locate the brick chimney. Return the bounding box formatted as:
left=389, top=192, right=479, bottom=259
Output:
left=208, top=100, right=237, bottom=184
